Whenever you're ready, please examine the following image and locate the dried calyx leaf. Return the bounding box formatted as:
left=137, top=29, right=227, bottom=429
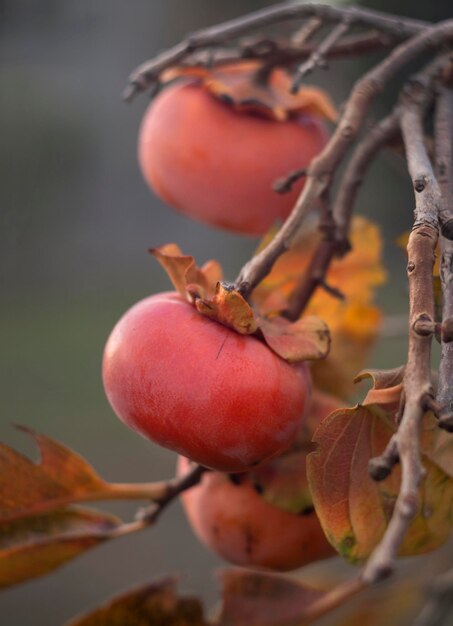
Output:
left=152, top=245, right=330, bottom=362
left=160, top=61, right=337, bottom=122
left=66, top=577, right=206, bottom=626
left=196, top=282, right=258, bottom=335
left=151, top=243, right=223, bottom=301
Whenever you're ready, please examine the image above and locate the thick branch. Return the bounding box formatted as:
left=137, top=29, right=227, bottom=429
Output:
left=362, top=86, right=439, bottom=584
left=435, top=86, right=453, bottom=426
left=236, top=22, right=453, bottom=298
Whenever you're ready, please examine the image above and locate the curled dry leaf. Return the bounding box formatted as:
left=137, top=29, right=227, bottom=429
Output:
left=218, top=568, right=324, bottom=626
left=151, top=243, right=223, bottom=301
left=196, top=282, right=258, bottom=335
left=160, top=62, right=337, bottom=122
left=152, top=244, right=329, bottom=361
left=66, top=577, right=206, bottom=626
left=253, top=216, right=386, bottom=398
left=307, top=405, right=453, bottom=563
left=353, top=366, right=405, bottom=409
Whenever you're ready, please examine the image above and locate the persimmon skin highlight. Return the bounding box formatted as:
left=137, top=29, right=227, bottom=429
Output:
left=102, top=293, right=311, bottom=472
left=138, top=82, right=328, bottom=235
left=178, top=456, right=335, bottom=571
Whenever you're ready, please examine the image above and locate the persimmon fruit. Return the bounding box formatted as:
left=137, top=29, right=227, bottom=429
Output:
left=178, top=390, right=341, bottom=571
left=178, top=452, right=335, bottom=571
left=138, top=75, right=329, bottom=235
left=102, top=292, right=311, bottom=472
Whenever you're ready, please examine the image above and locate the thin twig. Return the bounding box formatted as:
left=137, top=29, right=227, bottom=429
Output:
left=197, top=31, right=396, bottom=70
left=291, top=16, right=323, bottom=47
left=362, top=72, right=440, bottom=584
left=435, top=86, right=453, bottom=430
left=135, top=463, right=208, bottom=524
left=292, top=20, right=352, bottom=91
left=124, top=2, right=428, bottom=101
left=285, top=110, right=400, bottom=319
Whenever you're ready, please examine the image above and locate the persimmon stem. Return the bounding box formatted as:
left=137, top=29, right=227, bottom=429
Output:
left=135, top=463, right=208, bottom=524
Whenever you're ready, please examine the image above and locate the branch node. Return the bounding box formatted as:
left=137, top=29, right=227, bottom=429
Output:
left=438, top=413, right=453, bottom=432
left=319, top=280, right=345, bottom=300
left=368, top=436, right=400, bottom=481
left=273, top=168, right=307, bottom=194
left=412, top=314, right=436, bottom=336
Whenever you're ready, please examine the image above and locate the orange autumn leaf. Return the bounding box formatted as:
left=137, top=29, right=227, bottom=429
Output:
left=258, top=314, right=330, bottom=362
left=161, top=61, right=337, bottom=122
left=307, top=405, right=453, bottom=563
left=253, top=216, right=386, bottom=397
left=0, top=428, right=171, bottom=589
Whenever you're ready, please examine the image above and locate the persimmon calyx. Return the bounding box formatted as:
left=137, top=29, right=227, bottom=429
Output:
left=150, top=244, right=330, bottom=362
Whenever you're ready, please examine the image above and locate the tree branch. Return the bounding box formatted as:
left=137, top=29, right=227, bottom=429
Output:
left=291, top=20, right=352, bottom=90
left=362, top=72, right=440, bottom=584
left=123, top=2, right=428, bottom=101
left=284, top=109, right=400, bottom=319
left=134, top=463, right=208, bottom=525
left=236, top=22, right=453, bottom=299
left=435, top=86, right=453, bottom=430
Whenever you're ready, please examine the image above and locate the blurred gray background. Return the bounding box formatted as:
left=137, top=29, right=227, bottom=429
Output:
left=0, top=1, right=451, bottom=625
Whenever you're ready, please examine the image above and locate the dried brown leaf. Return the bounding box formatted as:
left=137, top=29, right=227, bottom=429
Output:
left=66, top=577, right=207, bottom=626
left=218, top=568, right=324, bottom=626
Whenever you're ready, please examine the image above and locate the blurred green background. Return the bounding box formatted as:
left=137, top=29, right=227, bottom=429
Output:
left=0, top=1, right=451, bottom=624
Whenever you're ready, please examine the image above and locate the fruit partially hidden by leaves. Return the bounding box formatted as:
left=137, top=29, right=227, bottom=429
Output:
left=138, top=63, right=334, bottom=235
left=102, top=292, right=311, bottom=472
left=178, top=456, right=335, bottom=571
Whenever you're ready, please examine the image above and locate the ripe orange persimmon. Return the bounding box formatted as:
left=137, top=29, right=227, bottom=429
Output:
left=178, top=390, right=341, bottom=570
left=138, top=64, right=331, bottom=235
left=102, top=292, right=311, bottom=472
